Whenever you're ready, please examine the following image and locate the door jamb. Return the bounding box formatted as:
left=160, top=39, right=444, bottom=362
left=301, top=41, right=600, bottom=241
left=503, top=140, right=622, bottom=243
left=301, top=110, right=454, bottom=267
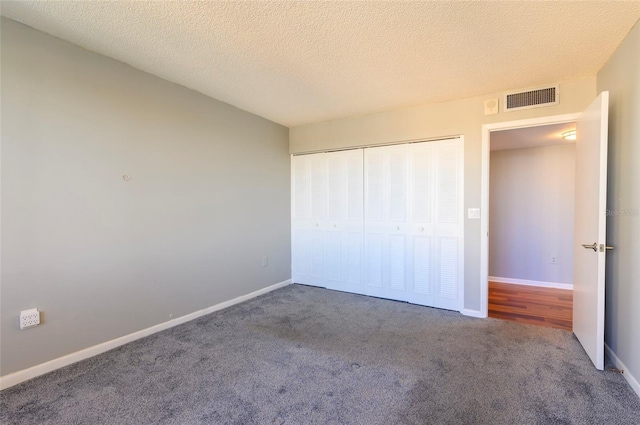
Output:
left=479, top=113, right=580, bottom=318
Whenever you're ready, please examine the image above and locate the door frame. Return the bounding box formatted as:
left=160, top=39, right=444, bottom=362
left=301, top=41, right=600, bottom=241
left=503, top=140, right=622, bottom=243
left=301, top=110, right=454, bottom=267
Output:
left=479, top=113, right=580, bottom=318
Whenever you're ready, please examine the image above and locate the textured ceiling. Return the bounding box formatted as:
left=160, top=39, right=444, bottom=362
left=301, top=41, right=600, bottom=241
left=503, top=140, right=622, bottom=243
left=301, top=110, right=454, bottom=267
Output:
left=491, top=123, right=576, bottom=151
left=2, top=1, right=639, bottom=127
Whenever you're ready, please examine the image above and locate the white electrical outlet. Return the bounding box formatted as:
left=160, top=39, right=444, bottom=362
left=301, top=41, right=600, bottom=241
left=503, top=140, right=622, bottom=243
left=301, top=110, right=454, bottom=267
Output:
left=262, top=256, right=268, bottom=267
left=551, top=256, right=558, bottom=264
left=20, top=308, right=40, bottom=330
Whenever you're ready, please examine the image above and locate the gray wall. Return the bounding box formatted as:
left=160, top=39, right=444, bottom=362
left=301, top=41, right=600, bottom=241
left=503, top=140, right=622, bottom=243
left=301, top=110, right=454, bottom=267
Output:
left=489, top=144, right=575, bottom=284
left=0, top=18, right=291, bottom=375
left=597, top=21, right=640, bottom=386
left=290, top=78, right=596, bottom=312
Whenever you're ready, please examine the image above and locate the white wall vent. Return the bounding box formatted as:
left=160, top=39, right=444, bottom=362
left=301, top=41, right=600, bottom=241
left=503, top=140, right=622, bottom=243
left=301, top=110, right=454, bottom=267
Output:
left=503, top=85, right=559, bottom=112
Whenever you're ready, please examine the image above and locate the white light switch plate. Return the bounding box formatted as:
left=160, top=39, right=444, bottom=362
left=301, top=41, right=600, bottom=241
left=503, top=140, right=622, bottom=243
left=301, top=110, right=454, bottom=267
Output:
left=468, top=208, right=480, bottom=219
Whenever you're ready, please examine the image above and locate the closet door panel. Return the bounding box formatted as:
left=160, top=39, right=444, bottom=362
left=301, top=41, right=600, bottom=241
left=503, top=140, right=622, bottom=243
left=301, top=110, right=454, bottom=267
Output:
left=324, top=230, right=343, bottom=285
left=309, top=153, right=328, bottom=287
left=323, top=152, right=346, bottom=290
left=364, top=233, right=384, bottom=289
left=323, top=149, right=365, bottom=294
left=293, top=156, right=311, bottom=220
left=406, top=139, right=463, bottom=309
left=438, top=237, right=459, bottom=300
left=411, top=145, right=433, bottom=224
left=388, top=233, right=407, bottom=291
left=364, top=147, right=385, bottom=294
left=308, top=229, right=325, bottom=286
left=412, top=235, right=432, bottom=296
left=365, top=149, right=384, bottom=222
left=341, top=149, right=365, bottom=294
left=346, top=231, right=363, bottom=286
left=433, top=139, right=464, bottom=310
left=327, top=154, right=346, bottom=220
left=388, top=149, right=407, bottom=222
left=364, top=145, right=409, bottom=301
left=437, top=144, right=460, bottom=224
left=385, top=146, right=409, bottom=300
left=347, top=153, right=364, bottom=221
left=292, top=153, right=327, bottom=287
left=310, top=155, right=327, bottom=221
left=292, top=229, right=310, bottom=283
left=291, top=155, right=312, bottom=284
left=406, top=143, right=436, bottom=306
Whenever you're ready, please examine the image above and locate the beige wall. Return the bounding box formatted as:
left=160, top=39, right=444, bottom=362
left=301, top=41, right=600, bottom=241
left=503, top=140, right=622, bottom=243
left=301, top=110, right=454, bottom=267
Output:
left=489, top=144, right=575, bottom=284
left=597, top=21, right=640, bottom=386
left=291, top=78, right=596, bottom=312
left=0, top=19, right=291, bottom=375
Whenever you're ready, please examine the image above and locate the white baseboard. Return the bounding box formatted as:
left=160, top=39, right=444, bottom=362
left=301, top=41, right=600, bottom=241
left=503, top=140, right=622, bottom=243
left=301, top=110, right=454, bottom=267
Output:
left=460, top=308, right=486, bottom=318
left=0, top=279, right=292, bottom=391
left=489, top=276, right=573, bottom=290
left=605, top=343, right=640, bottom=399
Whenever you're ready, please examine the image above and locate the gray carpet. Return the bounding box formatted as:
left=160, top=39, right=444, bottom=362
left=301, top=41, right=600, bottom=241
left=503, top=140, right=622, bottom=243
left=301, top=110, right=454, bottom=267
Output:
left=1, top=284, right=639, bottom=424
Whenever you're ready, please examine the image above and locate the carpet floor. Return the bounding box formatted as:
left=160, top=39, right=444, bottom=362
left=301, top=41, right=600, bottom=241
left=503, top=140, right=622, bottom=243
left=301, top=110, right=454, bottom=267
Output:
left=1, top=284, right=639, bottom=424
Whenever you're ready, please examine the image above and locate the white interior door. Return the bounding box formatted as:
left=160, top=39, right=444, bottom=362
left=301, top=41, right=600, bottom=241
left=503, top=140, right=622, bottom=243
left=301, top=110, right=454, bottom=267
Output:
left=573, top=91, right=609, bottom=370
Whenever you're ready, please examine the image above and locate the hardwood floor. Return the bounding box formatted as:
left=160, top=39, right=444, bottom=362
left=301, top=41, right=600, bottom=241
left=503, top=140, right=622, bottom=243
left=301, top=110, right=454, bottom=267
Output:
left=488, top=281, right=573, bottom=331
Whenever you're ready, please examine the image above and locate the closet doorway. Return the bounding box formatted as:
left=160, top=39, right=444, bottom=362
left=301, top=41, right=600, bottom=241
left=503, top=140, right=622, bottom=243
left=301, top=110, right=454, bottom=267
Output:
left=291, top=138, right=464, bottom=312
left=487, top=122, right=576, bottom=330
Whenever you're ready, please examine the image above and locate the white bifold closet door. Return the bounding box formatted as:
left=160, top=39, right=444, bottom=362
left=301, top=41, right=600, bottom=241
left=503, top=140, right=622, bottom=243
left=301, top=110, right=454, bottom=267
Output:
left=291, top=149, right=365, bottom=294
left=363, top=143, right=411, bottom=301
left=292, top=138, right=463, bottom=311
left=407, top=140, right=464, bottom=310
left=362, top=139, right=463, bottom=310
